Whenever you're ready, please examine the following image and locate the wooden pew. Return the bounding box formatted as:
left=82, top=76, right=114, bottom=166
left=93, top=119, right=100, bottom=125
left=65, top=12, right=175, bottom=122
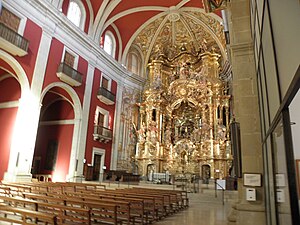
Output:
left=0, top=195, right=90, bottom=224
left=0, top=204, right=58, bottom=224
left=64, top=190, right=146, bottom=225
left=131, top=187, right=189, bottom=209
left=22, top=192, right=120, bottom=225
left=93, top=189, right=161, bottom=222
left=49, top=192, right=131, bottom=225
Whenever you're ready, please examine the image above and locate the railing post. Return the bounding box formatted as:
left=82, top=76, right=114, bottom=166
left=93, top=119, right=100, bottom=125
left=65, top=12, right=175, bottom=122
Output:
left=215, top=179, right=217, bottom=198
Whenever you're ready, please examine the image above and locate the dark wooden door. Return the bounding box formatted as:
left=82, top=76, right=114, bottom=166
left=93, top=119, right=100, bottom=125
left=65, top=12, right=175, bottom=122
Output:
left=92, top=154, right=102, bottom=181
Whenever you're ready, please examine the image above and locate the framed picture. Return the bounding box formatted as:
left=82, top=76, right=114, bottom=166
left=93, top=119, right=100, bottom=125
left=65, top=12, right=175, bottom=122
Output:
left=44, top=140, right=58, bottom=171
left=243, top=173, right=262, bottom=187
left=275, top=173, right=286, bottom=187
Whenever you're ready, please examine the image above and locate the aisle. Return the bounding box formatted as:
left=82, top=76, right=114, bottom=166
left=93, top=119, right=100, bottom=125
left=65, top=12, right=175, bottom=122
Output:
left=156, top=193, right=233, bottom=225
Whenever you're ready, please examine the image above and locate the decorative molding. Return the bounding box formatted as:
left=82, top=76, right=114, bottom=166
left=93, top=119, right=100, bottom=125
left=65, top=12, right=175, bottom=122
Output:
left=39, top=119, right=75, bottom=125
left=0, top=101, right=19, bottom=109
left=230, top=42, right=254, bottom=56
left=4, top=0, right=144, bottom=88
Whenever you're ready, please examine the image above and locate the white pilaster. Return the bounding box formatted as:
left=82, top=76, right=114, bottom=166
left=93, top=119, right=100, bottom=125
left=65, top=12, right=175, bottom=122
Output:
left=67, top=63, right=95, bottom=181
left=31, top=29, right=53, bottom=97
left=4, top=92, right=40, bottom=182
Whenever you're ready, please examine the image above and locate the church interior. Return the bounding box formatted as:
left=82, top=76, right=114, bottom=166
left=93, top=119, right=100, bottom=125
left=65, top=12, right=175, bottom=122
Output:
left=0, top=0, right=299, bottom=224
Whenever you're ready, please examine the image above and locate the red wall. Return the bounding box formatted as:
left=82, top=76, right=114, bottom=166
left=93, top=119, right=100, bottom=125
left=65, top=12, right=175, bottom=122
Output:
left=0, top=107, right=18, bottom=180
left=34, top=124, right=74, bottom=181
left=43, top=38, right=88, bottom=104
left=41, top=100, right=74, bottom=121
left=0, top=76, right=21, bottom=180
left=75, top=56, right=88, bottom=103
left=85, top=69, right=117, bottom=169
left=61, top=0, right=70, bottom=15
left=43, top=38, right=64, bottom=88
left=0, top=77, right=21, bottom=102
left=16, top=19, right=42, bottom=85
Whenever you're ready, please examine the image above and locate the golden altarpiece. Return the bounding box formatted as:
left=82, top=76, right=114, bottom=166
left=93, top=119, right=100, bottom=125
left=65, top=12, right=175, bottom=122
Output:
left=133, top=48, right=232, bottom=180
left=115, top=3, right=233, bottom=181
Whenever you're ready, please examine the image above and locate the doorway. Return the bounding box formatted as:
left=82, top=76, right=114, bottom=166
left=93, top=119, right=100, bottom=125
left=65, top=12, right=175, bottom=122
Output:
left=202, top=164, right=211, bottom=184
left=92, top=148, right=105, bottom=182
left=92, top=154, right=102, bottom=181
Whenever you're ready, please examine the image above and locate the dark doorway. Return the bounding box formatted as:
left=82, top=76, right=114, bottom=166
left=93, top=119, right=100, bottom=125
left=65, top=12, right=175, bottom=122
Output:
left=202, top=164, right=211, bottom=184
left=93, top=154, right=102, bottom=181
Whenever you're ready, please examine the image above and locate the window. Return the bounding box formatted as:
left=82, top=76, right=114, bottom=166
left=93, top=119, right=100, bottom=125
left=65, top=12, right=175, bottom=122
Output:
left=103, top=31, right=116, bottom=57
left=0, top=7, right=21, bottom=32
left=61, top=47, right=78, bottom=69
left=127, top=52, right=141, bottom=75
left=101, top=75, right=111, bottom=91
left=64, top=51, right=75, bottom=67
left=67, top=0, right=86, bottom=30
left=94, top=106, right=109, bottom=128
left=97, top=112, right=105, bottom=127
left=102, top=77, right=109, bottom=90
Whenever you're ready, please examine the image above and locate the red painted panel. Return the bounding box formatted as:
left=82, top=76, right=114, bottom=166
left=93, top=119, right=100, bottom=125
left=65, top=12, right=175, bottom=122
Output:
left=0, top=60, right=15, bottom=75
left=0, top=107, right=18, bottom=180
left=42, top=87, right=73, bottom=105
left=43, top=38, right=64, bottom=88
left=16, top=19, right=42, bottom=85
left=109, top=0, right=183, bottom=16
left=90, top=0, right=103, bottom=20
left=82, top=0, right=91, bottom=33
left=61, top=0, right=70, bottom=15
left=0, top=77, right=21, bottom=102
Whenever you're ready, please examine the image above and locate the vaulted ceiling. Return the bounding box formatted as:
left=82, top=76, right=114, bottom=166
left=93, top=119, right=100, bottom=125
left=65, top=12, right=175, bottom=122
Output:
left=88, top=0, right=227, bottom=66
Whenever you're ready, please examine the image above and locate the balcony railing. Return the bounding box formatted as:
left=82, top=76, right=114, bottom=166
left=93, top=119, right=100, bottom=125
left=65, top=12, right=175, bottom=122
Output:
left=0, top=22, right=29, bottom=56
left=97, top=87, right=115, bottom=105
left=93, top=125, right=113, bottom=143
left=56, top=62, right=83, bottom=86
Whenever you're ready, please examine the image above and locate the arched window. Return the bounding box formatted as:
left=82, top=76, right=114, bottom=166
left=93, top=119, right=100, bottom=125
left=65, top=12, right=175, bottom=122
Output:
left=67, top=0, right=86, bottom=30
left=103, top=31, right=116, bottom=58
left=127, top=52, right=140, bottom=75
left=126, top=48, right=143, bottom=76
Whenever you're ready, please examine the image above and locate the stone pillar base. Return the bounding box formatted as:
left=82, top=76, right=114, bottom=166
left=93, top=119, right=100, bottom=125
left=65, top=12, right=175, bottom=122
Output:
left=4, top=172, right=32, bottom=182
left=235, top=203, right=265, bottom=225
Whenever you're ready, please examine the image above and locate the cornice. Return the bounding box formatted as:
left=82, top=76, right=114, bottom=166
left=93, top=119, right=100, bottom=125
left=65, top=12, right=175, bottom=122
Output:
left=230, top=42, right=254, bottom=56
left=4, top=0, right=145, bottom=87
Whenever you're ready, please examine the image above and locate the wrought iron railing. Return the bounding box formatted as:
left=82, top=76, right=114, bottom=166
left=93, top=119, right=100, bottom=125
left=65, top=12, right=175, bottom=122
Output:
left=0, top=22, right=29, bottom=52
left=93, top=125, right=112, bottom=139
left=57, top=62, right=83, bottom=83
left=97, top=87, right=115, bottom=103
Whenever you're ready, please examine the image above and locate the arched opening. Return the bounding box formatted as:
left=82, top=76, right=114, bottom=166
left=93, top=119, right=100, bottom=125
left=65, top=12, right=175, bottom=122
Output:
left=0, top=68, right=21, bottom=180
left=32, top=86, right=75, bottom=182
left=0, top=50, right=31, bottom=182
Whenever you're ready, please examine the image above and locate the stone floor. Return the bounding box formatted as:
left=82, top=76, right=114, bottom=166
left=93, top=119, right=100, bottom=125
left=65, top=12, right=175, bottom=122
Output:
left=102, top=181, right=238, bottom=225
left=156, top=192, right=233, bottom=225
